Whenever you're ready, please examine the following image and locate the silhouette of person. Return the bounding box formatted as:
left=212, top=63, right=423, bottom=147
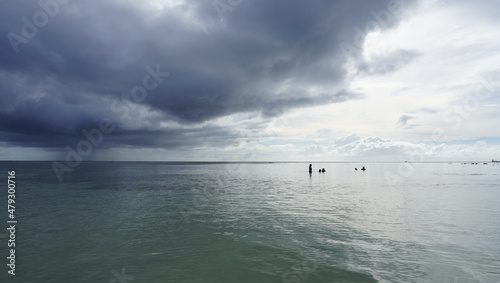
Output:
left=309, top=164, right=312, bottom=174
left=361, top=166, right=366, bottom=171
left=322, top=168, right=326, bottom=172
left=319, top=169, right=321, bottom=172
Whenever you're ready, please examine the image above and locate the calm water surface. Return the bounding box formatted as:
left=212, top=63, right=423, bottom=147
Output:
left=0, top=161, right=499, bottom=282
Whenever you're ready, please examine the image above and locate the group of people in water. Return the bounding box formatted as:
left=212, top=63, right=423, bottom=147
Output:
left=309, top=164, right=365, bottom=173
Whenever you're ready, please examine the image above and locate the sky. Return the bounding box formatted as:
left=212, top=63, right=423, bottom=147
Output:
left=0, top=0, right=499, bottom=162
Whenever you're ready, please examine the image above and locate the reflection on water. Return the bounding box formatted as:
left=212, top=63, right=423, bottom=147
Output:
left=0, top=161, right=498, bottom=282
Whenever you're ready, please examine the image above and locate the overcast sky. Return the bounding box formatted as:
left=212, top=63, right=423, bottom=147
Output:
left=1, top=0, right=499, bottom=161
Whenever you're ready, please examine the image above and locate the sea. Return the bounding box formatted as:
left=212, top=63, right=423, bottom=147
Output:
left=0, top=161, right=499, bottom=282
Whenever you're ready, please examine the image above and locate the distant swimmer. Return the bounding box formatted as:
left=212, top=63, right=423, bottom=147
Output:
left=361, top=166, right=366, bottom=171
left=319, top=169, right=322, bottom=173
left=322, top=168, right=326, bottom=172
left=309, top=164, right=312, bottom=174
left=355, top=168, right=358, bottom=171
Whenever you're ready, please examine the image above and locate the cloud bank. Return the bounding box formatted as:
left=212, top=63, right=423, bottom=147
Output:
left=0, top=0, right=416, bottom=157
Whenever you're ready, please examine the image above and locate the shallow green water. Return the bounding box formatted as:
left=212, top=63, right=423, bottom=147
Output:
left=0, top=161, right=499, bottom=282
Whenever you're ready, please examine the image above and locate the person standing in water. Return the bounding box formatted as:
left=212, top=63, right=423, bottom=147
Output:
left=309, top=164, right=312, bottom=174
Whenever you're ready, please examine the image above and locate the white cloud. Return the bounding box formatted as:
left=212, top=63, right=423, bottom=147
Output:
left=298, top=135, right=500, bottom=161
left=281, top=0, right=500, bottom=149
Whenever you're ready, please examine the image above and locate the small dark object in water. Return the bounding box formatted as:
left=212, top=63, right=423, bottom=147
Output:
left=361, top=166, right=366, bottom=171
left=322, top=168, right=326, bottom=172
left=309, top=164, right=312, bottom=173
left=355, top=168, right=358, bottom=171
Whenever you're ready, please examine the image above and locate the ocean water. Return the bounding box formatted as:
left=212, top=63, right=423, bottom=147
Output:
left=0, top=161, right=499, bottom=282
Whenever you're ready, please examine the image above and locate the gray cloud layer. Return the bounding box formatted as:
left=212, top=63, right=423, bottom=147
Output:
left=0, top=0, right=416, bottom=153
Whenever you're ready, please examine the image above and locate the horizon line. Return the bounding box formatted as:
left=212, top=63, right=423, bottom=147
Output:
left=0, top=160, right=497, bottom=163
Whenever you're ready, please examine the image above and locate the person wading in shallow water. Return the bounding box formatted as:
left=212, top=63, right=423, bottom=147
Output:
left=309, top=164, right=313, bottom=174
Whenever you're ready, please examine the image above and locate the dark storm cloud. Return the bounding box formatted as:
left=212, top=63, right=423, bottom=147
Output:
left=0, top=0, right=416, bottom=151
